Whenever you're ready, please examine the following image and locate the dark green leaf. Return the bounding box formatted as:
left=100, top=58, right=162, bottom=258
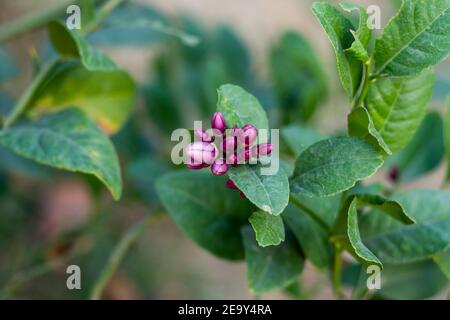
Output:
left=291, top=136, right=384, bottom=197
left=249, top=211, right=285, bottom=247
left=241, top=225, right=303, bottom=294
left=374, top=0, right=450, bottom=76
left=156, top=170, right=252, bottom=260
left=281, top=124, right=325, bottom=158
left=0, top=109, right=122, bottom=199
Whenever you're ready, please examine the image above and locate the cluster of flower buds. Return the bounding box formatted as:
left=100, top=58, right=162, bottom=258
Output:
left=184, top=112, right=272, bottom=191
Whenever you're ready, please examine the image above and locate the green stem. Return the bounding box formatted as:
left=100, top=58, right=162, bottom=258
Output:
left=3, top=59, right=59, bottom=128
left=332, top=245, right=344, bottom=299
left=289, top=194, right=331, bottom=233
left=0, top=0, right=80, bottom=43
left=351, top=62, right=371, bottom=110
left=89, top=214, right=154, bottom=300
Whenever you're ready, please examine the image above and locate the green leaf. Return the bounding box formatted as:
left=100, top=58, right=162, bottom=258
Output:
left=386, top=112, right=444, bottom=181
left=216, top=84, right=269, bottom=130
left=289, top=193, right=341, bottom=228
left=25, top=60, right=135, bottom=135
left=312, top=2, right=361, bottom=96
left=365, top=68, right=435, bottom=153
left=269, top=32, right=328, bottom=121
left=228, top=164, right=289, bottom=216
left=434, top=250, right=450, bottom=279
left=156, top=170, right=252, bottom=260
left=291, top=136, right=384, bottom=197
left=241, top=225, right=303, bottom=294
left=374, top=0, right=450, bottom=76
left=48, top=21, right=118, bottom=71
left=445, top=97, right=450, bottom=179
left=249, top=211, right=285, bottom=247
left=359, top=190, right=450, bottom=264
left=0, top=109, right=122, bottom=199
left=340, top=3, right=372, bottom=62
left=348, top=106, right=392, bottom=155
left=347, top=197, right=383, bottom=268
left=281, top=124, right=325, bottom=158
left=283, top=203, right=331, bottom=268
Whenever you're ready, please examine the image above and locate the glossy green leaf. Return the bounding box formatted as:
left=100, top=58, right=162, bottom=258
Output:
left=283, top=203, right=331, bottom=268
left=216, top=84, right=269, bottom=130
left=0, top=109, right=122, bottom=199
left=289, top=193, right=341, bottom=228
left=281, top=124, right=325, bottom=158
left=48, top=21, right=118, bottom=71
left=24, top=60, right=135, bottom=135
left=156, top=170, right=252, bottom=260
left=340, top=2, right=372, bottom=62
left=269, top=32, right=328, bottom=121
left=374, top=0, right=450, bottom=76
left=241, top=225, right=303, bottom=294
left=365, top=68, right=435, bottom=153
left=386, top=112, right=444, bottom=181
left=228, top=164, right=289, bottom=215
left=291, top=136, right=384, bottom=197
left=312, top=2, right=361, bottom=96
left=446, top=97, right=450, bottom=180
left=348, top=106, right=392, bottom=155
left=249, top=211, right=285, bottom=247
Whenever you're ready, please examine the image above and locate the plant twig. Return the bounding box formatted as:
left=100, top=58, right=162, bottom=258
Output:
left=332, top=244, right=345, bottom=299
left=289, top=194, right=331, bottom=233
left=89, top=214, right=156, bottom=300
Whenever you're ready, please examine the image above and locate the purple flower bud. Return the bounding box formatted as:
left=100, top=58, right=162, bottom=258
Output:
left=185, top=141, right=216, bottom=165
left=239, top=191, right=247, bottom=199
left=252, top=143, right=273, bottom=157
left=237, top=146, right=251, bottom=163
left=211, top=159, right=228, bottom=176
left=223, top=135, right=237, bottom=153
left=194, top=129, right=213, bottom=142
left=211, top=112, right=227, bottom=133
left=227, top=153, right=238, bottom=166
left=186, top=162, right=206, bottom=170
left=226, top=179, right=238, bottom=190
left=388, top=166, right=400, bottom=182
left=239, top=124, right=258, bottom=146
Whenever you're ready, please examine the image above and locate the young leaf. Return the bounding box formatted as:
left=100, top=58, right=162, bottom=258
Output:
left=0, top=109, right=122, bottom=199
left=156, top=170, right=252, bottom=260
left=241, top=225, right=303, bottom=294
left=26, top=60, right=135, bottom=135
left=385, top=112, right=444, bottom=181
left=348, top=106, right=392, bottom=155
left=249, top=211, right=285, bottom=247
left=281, top=124, right=325, bottom=158
left=374, top=0, right=450, bottom=76
left=340, top=2, right=372, bottom=62
left=48, top=21, right=118, bottom=71
left=283, top=203, right=332, bottom=268
left=216, top=84, right=269, bottom=130
left=365, top=68, right=435, bottom=153
left=291, top=136, right=384, bottom=197
left=312, top=2, right=361, bottom=96
left=228, top=164, right=289, bottom=216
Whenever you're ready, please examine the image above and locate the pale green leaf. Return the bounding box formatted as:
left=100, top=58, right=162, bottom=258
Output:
left=365, top=68, right=435, bottom=153
left=228, top=164, right=289, bottom=216
left=249, top=211, right=285, bottom=247
left=0, top=109, right=122, bottom=199
left=374, top=0, right=450, bottom=76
